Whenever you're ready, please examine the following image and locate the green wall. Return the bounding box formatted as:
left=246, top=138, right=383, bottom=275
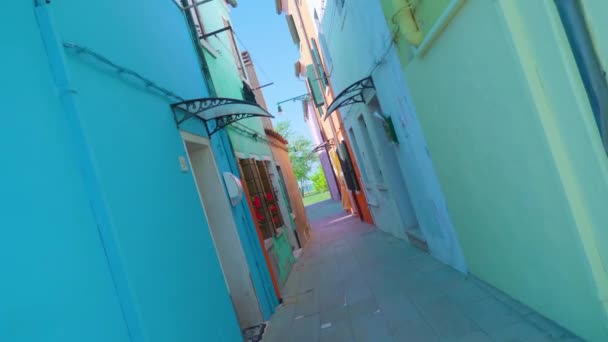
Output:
left=198, top=0, right=294, bottom=284
left=381, top=0, right=608, bottom=340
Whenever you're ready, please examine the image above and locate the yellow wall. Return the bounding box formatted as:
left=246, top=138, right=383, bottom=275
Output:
left=381, top=0, right=608, bottom=339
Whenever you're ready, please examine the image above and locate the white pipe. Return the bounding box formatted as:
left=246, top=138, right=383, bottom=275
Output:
left=415, top=0, right=465, bottom=56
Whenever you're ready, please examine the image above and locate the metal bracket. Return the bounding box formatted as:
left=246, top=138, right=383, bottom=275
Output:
left=325, top=77, right=375, bottom=120
left=171, top=98, right=273, bottom=136
left=201, top=26, right=232, bottom=40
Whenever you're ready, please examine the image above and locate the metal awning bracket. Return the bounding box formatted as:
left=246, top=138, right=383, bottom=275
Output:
left=201, top=26, right=232, bottom=40
left=324, top=77, right=376, bottom=120
left=170, top=98, right=274, bottom=136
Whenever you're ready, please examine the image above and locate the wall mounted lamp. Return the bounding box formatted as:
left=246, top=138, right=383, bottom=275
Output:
left=276, top=93, right=310, bottom=115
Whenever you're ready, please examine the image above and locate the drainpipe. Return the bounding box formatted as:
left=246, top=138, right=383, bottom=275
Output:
left=555, top=0, right=608, bottom=153
left=33, top=1, right=145, bottom=341
left=388, top=0, right=423, bottom=46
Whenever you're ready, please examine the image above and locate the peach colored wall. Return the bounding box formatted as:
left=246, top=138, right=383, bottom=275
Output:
left=268, top=138, right=311, bottom=246
left=285, top=0, right=374, bottom=224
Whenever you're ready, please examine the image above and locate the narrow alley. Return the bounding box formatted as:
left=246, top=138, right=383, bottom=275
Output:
left=7, top=1, right=608, bottom=341
left=262, top=200, right=581, bottom=342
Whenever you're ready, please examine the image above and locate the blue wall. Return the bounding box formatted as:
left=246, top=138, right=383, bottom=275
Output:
left=1, top=4, right=130, bottom=341
left=1, top=1, right=242, bottom=341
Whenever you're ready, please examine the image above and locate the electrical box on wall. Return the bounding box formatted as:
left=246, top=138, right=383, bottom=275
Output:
left=383, top=116, right=399, bottom=144
left=178, top=156, right=189, bottom=172
left=223, top=172, right=244, bottom=206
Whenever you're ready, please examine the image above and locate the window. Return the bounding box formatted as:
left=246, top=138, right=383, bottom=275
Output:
left=239, top=158, right=285, bottom=239
left=310, top=38, right=328, bottom=89
left=275, top=165, right=294, bottom=214
left=318, top=33, right=333, bottom=75
left=337, top=141, right=360, bottom=191
left=242, top=81, right=257, bottom=103
left=286, top=15, right=301, bottom=45
left=257, top=160, right=285, bottom=229
left=336, top=0, right=345, bottom=11
left=357, top=115, right=384, bottom=183
left=348, top=128, right=368, bottom=183
left=223, top=18, right=248, bottom=81
left=314, top=9, right=321, bottom=32
left=306, top=65, right=325, bottom=106
left=184, top=0, right=206, bottom=39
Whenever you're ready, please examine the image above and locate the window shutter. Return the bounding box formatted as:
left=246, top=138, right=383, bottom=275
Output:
left=306, top=65, right=325, bottom=106
left=286, top=15, right=300, bottom=45
left=310, top=38, right=328, bottom=89
left=319, top=33, right=333, bottom=74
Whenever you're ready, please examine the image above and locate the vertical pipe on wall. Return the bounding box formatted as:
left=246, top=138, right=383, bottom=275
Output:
left=390, top=0, right=424, bottom=46
left=555, top=0, right=608, bottom=153
left=33, top=2, right=145, bottom=341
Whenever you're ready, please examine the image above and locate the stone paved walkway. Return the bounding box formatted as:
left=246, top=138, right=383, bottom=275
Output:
left=263, top=200, right=582, bottom=342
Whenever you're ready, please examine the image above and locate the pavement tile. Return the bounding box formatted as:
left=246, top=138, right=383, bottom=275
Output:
left=291, top=313, right=320, bottom=342
left=264, top=304, right=295, bottom=342
left=407, top=255, right=448, bottom=273
left=351, top=312, right=394, bottom=342
left=415, top=296, right=480, bottom=339
left=320, top=320, right=355, bottom=342
left=489, top=321, right=549, bottom=342
left=294, top=289, right=320, bottom=318
left=524, top=313, right=572, bottom=339
left=462, top=297, right=521, bottom=332
left=344, top=282, right=374, bottom=305
left=378, top=294, right=423, bottom=333
left=321, top=303, right=349, bottom=325
left=445, top=280, right=490, bottom=306
left=391, top=319, right=440, bottom=342
left=264, top=201, right=583, bottom=342
left=348, top=297, right=381, bottom=320
left=440, top=331, right=492, bottom=342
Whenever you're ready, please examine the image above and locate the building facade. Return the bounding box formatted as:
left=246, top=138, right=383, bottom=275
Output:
left=377, top=0, right=608, bottom=340
left=277, top=0, right=375, bottom=224
left=312, top=0, right=466, bottom=271
left=193, top=0, right=299, bottom=289
left=243, top=51, right=313, bottom=248
left=4, top=0, right=266, bottom=340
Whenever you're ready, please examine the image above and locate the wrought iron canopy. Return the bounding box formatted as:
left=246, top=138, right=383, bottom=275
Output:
left=324, top=77, right=375, bottom=120
left=306, top=140, right=334, bottom=160
left=170, top=98, right=274, bottom=136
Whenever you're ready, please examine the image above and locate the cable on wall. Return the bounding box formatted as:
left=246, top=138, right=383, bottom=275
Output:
left=63, top=42, right=185, bottom=103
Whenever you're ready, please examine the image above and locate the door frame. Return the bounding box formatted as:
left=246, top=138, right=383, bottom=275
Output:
left=181, top=131, right=263, bottom=328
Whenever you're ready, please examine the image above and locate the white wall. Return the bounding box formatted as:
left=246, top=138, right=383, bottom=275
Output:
left=320, top=0, right=467, bottom=271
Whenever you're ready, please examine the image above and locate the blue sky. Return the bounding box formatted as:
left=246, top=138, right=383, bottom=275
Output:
left=230, top=1, right=313, bottom=141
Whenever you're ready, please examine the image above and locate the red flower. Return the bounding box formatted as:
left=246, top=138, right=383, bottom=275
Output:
left=255, top=209, right=265, bottom=221
left=265, top=192, right=274, bottom=201
left=253, top=196, right=262, bottom=208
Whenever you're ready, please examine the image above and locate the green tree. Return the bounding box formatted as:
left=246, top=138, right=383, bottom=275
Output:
left=275, top=121, right=293, bottom=141
left=311, top=167, right=328, bottom=193
left=276, top=120, right=316, bottom=193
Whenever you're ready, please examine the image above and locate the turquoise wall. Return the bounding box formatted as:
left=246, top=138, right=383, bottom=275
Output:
left=198, top=1, right=272, bottom=157
left=381, top=0, right=608, bottom=339
left=1, top=3, right=130, bottom=341
left=2, top=1, right=243, bottom=341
